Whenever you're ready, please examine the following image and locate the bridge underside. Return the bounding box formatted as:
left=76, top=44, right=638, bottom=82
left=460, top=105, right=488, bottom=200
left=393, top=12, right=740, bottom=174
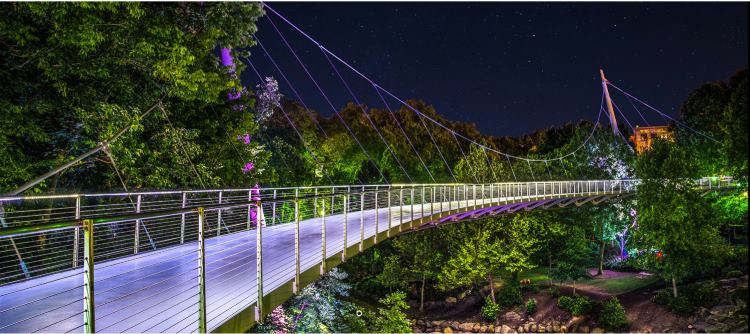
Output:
left=0, top=192, right=630, bottom=333
left=410, top=193, right=634, bottom=232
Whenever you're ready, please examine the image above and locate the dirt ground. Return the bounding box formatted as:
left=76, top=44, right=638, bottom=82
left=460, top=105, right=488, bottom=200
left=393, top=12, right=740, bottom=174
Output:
left=412, top=270, right=690, bottom=332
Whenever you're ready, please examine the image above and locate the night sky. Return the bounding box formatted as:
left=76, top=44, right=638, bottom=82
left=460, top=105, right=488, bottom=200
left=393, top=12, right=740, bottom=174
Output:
left=247, top=2, right=748, bottom=137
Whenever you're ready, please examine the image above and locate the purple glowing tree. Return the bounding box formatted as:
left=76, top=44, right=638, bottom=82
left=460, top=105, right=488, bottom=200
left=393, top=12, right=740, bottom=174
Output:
left=255, top=76, right=282, bottom=124
left=616, top=209, right=638, bottom=259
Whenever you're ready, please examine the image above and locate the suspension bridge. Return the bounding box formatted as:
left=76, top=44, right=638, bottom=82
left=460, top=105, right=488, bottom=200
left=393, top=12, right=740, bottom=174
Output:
left=0, top=4, right=737, bottom=334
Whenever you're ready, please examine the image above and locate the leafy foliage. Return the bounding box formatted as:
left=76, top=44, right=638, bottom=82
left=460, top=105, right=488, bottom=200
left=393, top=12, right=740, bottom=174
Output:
left=0, top=3, right=268, bottom=193
left=557, top=295, right=592, bottom=316
left=599, top=297, right=628, bottom=330
left=374, top=291, right=411, bottom=333
left=481, top=296, right=502, bottom=320
left=525, top=297, right=538, bottom=315
left=633, top=139, right=731, bottom=295
left=496, top=281, right=523, bottom=307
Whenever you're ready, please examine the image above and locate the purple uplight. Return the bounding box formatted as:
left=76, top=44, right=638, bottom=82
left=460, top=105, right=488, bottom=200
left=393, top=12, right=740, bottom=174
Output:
left=251, top=183, right=261, bottom=200
left=220, top=48, right=235, bottom=69
left=242, top=162, right=254, bottom=174
left=237, top=134, right=252, bottom=145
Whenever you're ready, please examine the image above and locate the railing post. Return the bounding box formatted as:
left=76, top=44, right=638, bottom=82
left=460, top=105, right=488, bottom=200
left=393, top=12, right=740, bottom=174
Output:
left=247, top=190, right=253, bottom=230
left=420, top=186, right=425, bottom=224
left=399, top=186, right=404, bottom=232
left=448, top=185, right=452, bottom=214
left=359, top=187, right=365, bottom=252
left=272, top=190, right=277, bottom=226
left=439, top=186, right=444, bottom=214
left=82, top=218, right=95, bottom=334
left=73, top=196, right=81, bottom=268
left=294, top=193, right=300, bottom=294
left=410, top=187, right=414, bottom=228
left=255, top=200, right=264, bottom=322
left=314, top=188, right=318, bottom=217
left=473, top=184, right=477, bottom=210
left=342, top=190, right=348, bottom=263
left=217, top=191, right=223, bottom=237
left=374, top=187, right=379, bottom=244
left=431, top=186, right=436, bottom=216
left=320, top=196, right=326, bottom=275
left=180, top=192, right=186, bottom=244
left=134, top=194, right=141, bottom=254
left=385, top=186, right=393, bottom=238
left=197, top=208, right=207, bottom=333
left=481, top=184, right=485, bottom=208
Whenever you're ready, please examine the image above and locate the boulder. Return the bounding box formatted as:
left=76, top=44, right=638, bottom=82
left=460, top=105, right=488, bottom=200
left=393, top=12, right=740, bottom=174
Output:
left=479, top=324, right=488, bottom=332
left=552, top=324, right=560, bottom=332
left=560, top=325, right=567, bottom=333
left=500, top=324, right=514, bottom=334
left=517, top=325, right=525, bottom=333
left=709, top=305, right=735, bottom=318
left=443, top=327, right=454, bottom=334
left=591, top=328, right=604, bottom=333
left=458, top=290, right=472, bottom=300
left=579, top=325, right=589, bottom=333
left=505, top=311, right=523, bottom=322
left=537, top=324, right=546, bottom=332
left=433, top=320, right=445, bottom=328
left=472, top=323, right=482, bottom=332
left=460, top=322, right=475, bottom=332
left=446, top=297, right=458, bottom=303
left=487, top=324, right=495, bottom=332
left=523, top=324, right=531, bottom=332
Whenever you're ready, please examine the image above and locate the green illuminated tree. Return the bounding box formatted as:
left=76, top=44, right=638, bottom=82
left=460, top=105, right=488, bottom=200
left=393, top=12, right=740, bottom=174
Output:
left=633, top=139, right=730, bottom=297
left=0, top=3, right=266, bottom=192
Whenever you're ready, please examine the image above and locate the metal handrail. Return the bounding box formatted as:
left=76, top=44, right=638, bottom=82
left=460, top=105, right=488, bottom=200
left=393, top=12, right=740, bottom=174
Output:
left=0, top=178, right=738, bottom=333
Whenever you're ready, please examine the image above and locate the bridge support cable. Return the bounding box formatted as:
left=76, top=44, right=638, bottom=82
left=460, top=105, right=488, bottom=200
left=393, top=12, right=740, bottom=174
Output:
left=262, top=16, right=389, bottom=183
left=318, top=46, right=413, bottom=182
left=263, top=4, right=614, bottom=167
left=527, top=160, right=536, bottom=181
left=245, top=60, right=336, bottom=185
left=544, top=161, right=553, bottom=179
left=611, top=99, right=636, bottom=134
left=481, top=145, right=498, bottom=181
left=102, top=146, right=157, bottom=251
left=250, top=43, right=329, bottom=139
left=506, top=155, right=518, bottom=181
left=373, top=85, right=436, bottom=182
left=159, top=104, right=236, bottom=233
left=452, top=132, right=480, bottom=183
left=249, top=40, right=347, bottom=185
left=624, top=93, right=652, bottom=126
left=417, top=114, right=458, bottom=182
left=7, top=96, right=164, bottom=196
left=606, top=82, right=721, bottom=143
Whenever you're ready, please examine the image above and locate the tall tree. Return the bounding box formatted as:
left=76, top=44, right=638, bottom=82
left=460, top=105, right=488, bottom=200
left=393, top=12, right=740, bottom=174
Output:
left=633, top=139, right=730, bottom=297
left=0, top=3, right=266, bottom=193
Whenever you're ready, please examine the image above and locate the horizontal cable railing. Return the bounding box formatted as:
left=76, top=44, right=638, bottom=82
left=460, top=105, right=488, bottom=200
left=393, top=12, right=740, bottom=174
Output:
left=0, top=178, right=736, bottom=333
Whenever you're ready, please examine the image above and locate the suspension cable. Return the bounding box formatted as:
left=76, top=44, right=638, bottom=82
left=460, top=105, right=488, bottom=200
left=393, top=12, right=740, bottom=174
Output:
left=452, top=132, right=479, bottom=183
left=262, top=4, right=606, bottom=164
left=262, top=16, right=388, bottom=183
left=606, top=82, right=720, bottom=143
left=245, top=59, right=336, bottom=185
left=418, top=113, right=457, bottom=182
left=318, top=46, right=412, bottom=182
left=372, top=85, right=436, bottom=182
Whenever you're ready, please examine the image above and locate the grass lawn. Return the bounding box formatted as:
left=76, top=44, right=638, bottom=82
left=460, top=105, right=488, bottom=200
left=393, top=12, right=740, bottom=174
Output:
left=518, top=267, right=659, bottom=295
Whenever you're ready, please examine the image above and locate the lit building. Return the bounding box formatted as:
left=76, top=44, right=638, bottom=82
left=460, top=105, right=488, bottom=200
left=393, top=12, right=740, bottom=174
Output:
left=629, top=125, right=674, bottom=154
